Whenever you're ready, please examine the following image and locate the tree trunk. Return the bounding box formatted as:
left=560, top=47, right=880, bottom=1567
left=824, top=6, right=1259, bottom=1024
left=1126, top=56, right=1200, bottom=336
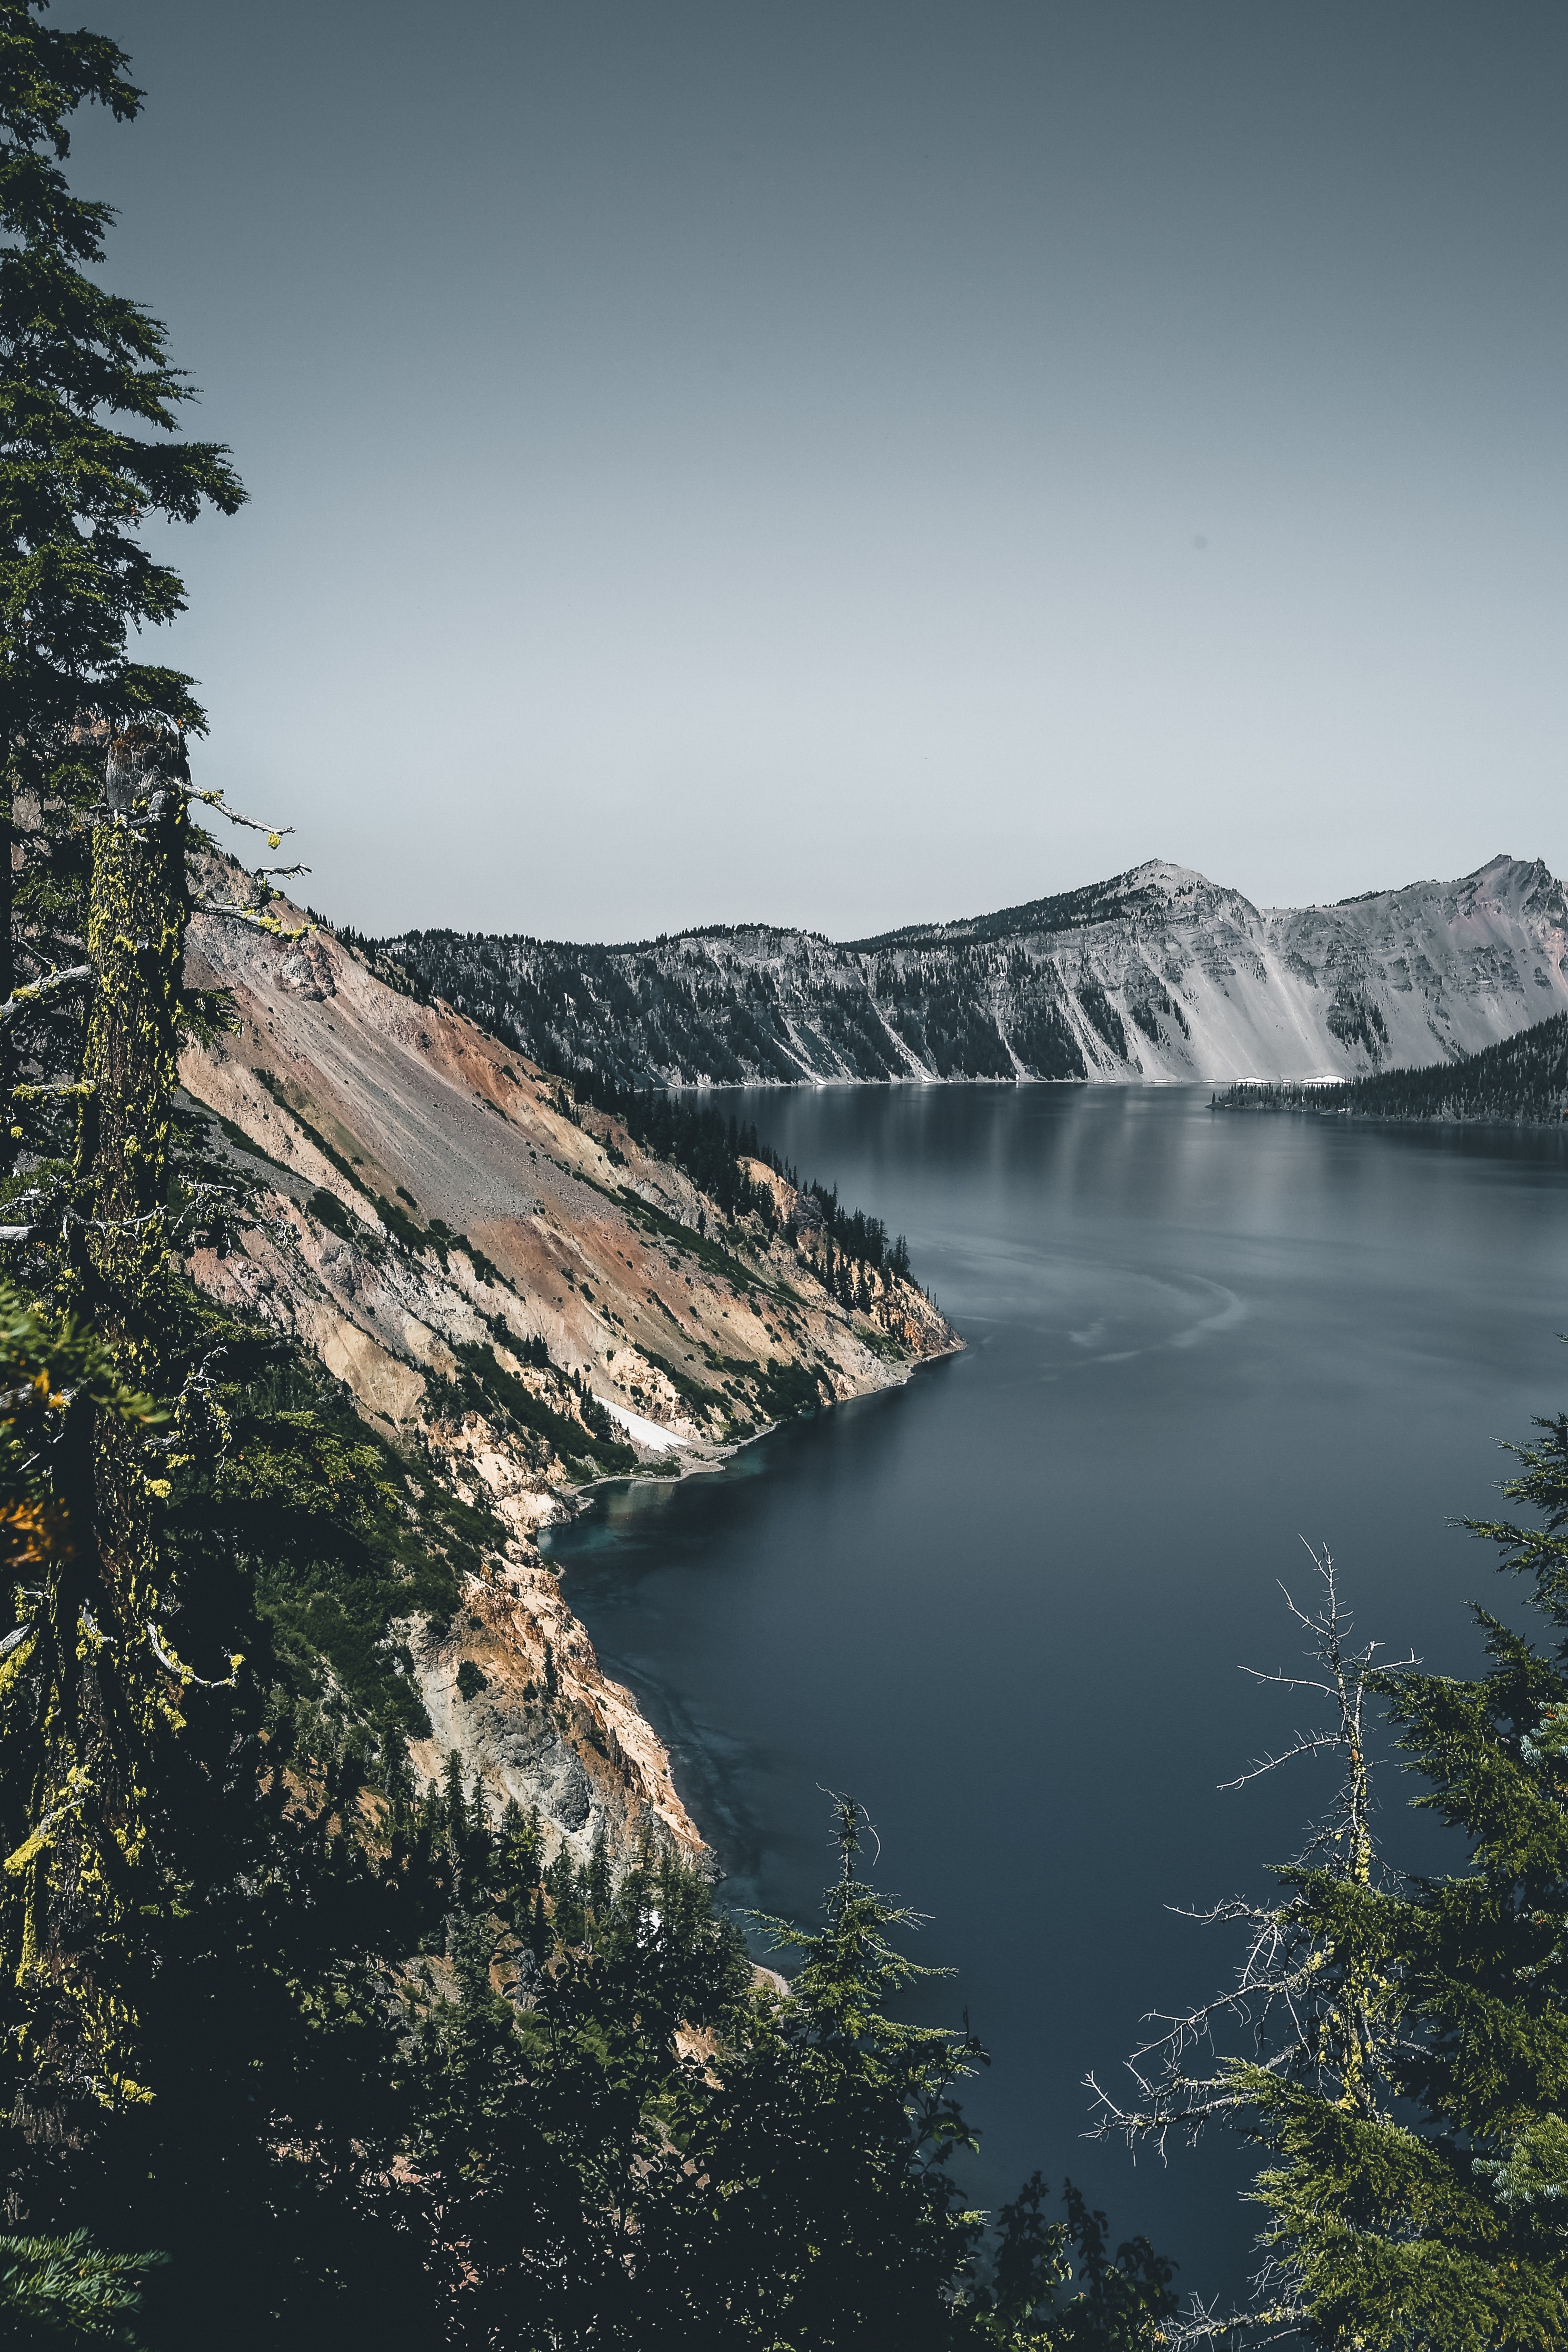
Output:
left=25, top=726, right=194, bottom=2112
left=72, top=724, right=189, bottom=1697
left=0, top=755, right=14, bottom=1185
left=74, top=726, right=190, bottom=1365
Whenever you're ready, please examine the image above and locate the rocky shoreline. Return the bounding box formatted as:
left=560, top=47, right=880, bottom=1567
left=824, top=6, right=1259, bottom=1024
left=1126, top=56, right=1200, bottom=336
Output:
left=180, top=892, right=961, bottom=1870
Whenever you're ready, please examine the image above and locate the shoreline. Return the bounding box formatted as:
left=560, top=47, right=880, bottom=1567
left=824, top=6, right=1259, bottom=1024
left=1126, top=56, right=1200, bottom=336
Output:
left=559, top=1328, right=967, bottom=1508
left=540, top=1340, right=965, bottom=1888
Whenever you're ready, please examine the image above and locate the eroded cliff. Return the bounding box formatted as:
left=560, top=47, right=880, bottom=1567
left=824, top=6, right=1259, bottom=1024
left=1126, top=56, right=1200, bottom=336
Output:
left=379, top=853, right=1568, bottom=1088
left=179, top=894, right=958, bottom=1869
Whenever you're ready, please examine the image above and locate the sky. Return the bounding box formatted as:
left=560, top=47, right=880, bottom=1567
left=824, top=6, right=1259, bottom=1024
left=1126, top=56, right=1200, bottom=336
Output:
left=72, top=1, right=1568, bottom=942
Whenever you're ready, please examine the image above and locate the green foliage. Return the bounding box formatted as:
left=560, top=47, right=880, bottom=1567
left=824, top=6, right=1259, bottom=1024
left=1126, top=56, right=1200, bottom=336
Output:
left=387, top=1795, right=1171, bottom=2351
left=0, top=26, right=1154, bottom=2351
left=645, top=1795, right=989, bottom=2347
left=451, top=1338, right=637, bottom=1480
left=1101, top=1400, right=1568, bottom=2348
left=634, top=1341, right=716, bottom=1412
left=0, top=2228, right=164, bottom=2344
left=0, top=1275, right=162, bottom=1490
left=616, top=1183, right=772, bottom=1293
left=0, top=1261, right=189, bottom=2110
left=0, top=1, right=244, bottom=734
left=753, top=1355, right=828, bottom=1421
left=583, top=1082, right=768, bottom=1219
left=975, top=2175, right=1177, bottom=2349
left=306, top=1185, right=358, bottom=1242
left=4, top=1264, right=1165, bottom=2352
left=1215, top=1010, right=1568, bottom=1127
left=0, top=0, right=245, bottom=1164
left=159, top=1296, right=504, bottom=1751
left=798, top=1180, right=907, bottom=1279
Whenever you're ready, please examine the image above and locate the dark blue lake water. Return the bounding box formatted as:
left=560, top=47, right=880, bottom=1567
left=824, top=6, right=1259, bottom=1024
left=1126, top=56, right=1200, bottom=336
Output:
left=542, top=1084, right=1568, bottom=2306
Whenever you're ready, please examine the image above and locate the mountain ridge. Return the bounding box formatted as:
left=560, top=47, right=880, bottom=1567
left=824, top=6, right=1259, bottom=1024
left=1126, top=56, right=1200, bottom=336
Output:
left=379, top=852, right=1568, bottom=1090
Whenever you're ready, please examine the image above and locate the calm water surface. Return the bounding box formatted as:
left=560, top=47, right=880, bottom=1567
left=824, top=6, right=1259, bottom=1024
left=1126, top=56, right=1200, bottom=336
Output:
left=542, top=1085, right=1568, bottom=2303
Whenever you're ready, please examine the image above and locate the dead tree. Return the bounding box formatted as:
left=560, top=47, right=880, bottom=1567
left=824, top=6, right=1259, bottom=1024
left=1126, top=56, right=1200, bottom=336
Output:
left=1085, top=1550, right=1416, bottom=2347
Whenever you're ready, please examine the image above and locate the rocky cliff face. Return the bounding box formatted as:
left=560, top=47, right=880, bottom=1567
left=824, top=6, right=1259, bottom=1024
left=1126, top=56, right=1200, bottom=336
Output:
left=381, top=854, right=1568, bottom=1087
left=179, top=891, right=957, bottom=1870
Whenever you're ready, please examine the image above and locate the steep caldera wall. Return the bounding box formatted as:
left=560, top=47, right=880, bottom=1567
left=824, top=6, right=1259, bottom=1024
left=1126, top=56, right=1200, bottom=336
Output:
left=180, top=892, right=958, bottom=1871
left=379, top=854, right=1568, bottom=1088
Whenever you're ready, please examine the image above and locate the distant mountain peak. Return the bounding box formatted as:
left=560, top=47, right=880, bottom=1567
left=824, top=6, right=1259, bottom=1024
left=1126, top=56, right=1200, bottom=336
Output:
left=1114, top=857, right=1217, bottom=894
left=382, top=855, right=1568, bottom=1090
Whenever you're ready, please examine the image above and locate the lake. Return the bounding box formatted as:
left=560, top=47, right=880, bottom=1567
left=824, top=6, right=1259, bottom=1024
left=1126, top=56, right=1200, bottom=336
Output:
left=542, top=1084, right=1568, bottom=2305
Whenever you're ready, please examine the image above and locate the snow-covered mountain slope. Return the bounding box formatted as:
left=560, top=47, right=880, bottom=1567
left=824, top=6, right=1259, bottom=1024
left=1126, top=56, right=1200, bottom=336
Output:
left=382, top=854, right=1568, bottom=1087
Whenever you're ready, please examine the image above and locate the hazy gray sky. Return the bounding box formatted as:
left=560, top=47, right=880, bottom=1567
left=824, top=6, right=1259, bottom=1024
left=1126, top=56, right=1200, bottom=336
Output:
left=77, top=2, right=1566, bottom=941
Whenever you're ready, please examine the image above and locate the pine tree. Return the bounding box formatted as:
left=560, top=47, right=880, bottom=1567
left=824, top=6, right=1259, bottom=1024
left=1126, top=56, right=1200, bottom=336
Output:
left=652, top=1795, right=988, bottom=2347
left=496, top=1797, right=541, bottom=1919
left=585, top=1820, right=612, bottom=1923
left=1095, top=1500, right=1568, bottom=2348
left=467, top=1768, right=491, bottom=1843
left=974, top=2172, right=1177, bottom=2349
left=0, top=2225, right=165, bottom=2341
left=0, top=1, right=245, bottom=1165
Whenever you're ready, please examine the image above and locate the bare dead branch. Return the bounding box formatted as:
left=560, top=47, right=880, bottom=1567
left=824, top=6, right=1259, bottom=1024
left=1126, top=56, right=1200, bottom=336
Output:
left=0, top=964, right=93, bottom=1029
left=1085, top=1540, right=1419, bottom=2337
left=1220, top=1728, right=1344, bottom=1790
left=146, top=1621, right=241, bottom=1690
left=193, top=900, right=313, bottom=944
left=187, top=785, right=294, bottom=846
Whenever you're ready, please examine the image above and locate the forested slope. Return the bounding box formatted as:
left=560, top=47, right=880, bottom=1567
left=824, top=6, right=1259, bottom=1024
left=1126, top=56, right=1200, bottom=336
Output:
left=2, top=13, right=1563, bottom=2344
left=1215, top=1008, right=1568, bottom=1125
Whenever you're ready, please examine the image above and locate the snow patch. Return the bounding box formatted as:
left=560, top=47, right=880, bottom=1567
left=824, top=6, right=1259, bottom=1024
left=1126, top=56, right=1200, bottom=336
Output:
left=597, top=1397, right=690, bottom=1453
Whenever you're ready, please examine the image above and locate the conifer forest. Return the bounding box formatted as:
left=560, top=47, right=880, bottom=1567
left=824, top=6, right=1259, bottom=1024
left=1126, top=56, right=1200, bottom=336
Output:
left=0, top=8, right=1564, bottom=2347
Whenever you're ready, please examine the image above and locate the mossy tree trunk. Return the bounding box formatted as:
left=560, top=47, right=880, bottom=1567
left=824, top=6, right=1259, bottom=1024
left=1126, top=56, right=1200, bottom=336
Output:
left=2, top=729, right=192, bottom=2120
left=0, top=756, right=14, bottom=1186
left=73, top=726, right=191, bottom=1410
left=69, top=730, right=191, bottom=1688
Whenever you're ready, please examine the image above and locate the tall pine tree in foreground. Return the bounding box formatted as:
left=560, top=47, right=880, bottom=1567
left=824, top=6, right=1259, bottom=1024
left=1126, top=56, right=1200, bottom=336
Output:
left=1094, top=1481, right=1568, bottom=2347
left=0, top=0, right=244, bottom=1164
